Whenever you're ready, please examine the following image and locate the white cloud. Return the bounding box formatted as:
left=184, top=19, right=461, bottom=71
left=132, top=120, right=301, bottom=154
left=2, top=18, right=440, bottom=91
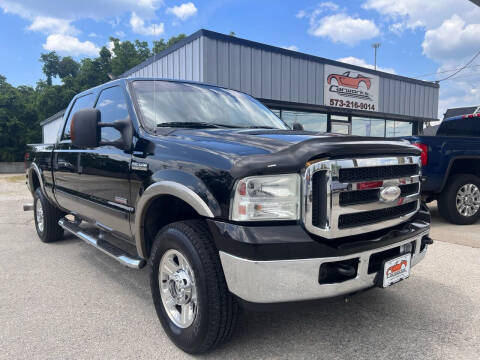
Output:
left=282, top=45, right=299, bottom=51
left=107, top=40, right=116, bottom=55
left=296, top=9, right=307, bottom=19
left=0, top=0, right=167, bottom=58
left=130, top=12, right=164, bottom=36
left=115, top=30, right=126, bottom=38
left=389, top=22, right=404, bottom=36
left=0, top=0, right=164, bottom=20
left=337, top=56, right=395, bottom=74
left=28, top=16, right=79, bottom=35
left=310, top=14, right=379, bottom=45
left=318, top=1, right=339, bottom=12
left=297, top=1, right=338, bottom=19
left=437, top=73, right=480, bottom=118
left=363, top=0, right=480, bottom=117
left=166, top=2, right=197, bottom=21
left=89, top=32, right=100, bottom=38
left=43, top=34, right=100, bottom=56
left=363, top=0, right=480, bottom=31
left=422, top=15, right=480, bottom=65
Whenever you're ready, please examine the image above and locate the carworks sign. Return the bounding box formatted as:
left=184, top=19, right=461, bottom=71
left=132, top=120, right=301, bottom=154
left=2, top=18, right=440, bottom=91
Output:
left=324, top=64, right=379, bottom=112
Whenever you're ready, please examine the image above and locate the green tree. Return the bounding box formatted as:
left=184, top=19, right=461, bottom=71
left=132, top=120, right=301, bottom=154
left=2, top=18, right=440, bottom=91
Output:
left=152, top=34, right=186, bottom=54
left=40, top=52, right=60, bottom=85
left=1, top=33, right=187, bottom=162
left=57, top=56, right=80, bottom=79
left=110, top=37, right=143, bottom=76
left=0, top=75, right=40, bottom=161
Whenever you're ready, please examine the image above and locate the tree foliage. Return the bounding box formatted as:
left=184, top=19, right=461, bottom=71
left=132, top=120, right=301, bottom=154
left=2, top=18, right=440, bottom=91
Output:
left=0, top=34, right=185, bottom=161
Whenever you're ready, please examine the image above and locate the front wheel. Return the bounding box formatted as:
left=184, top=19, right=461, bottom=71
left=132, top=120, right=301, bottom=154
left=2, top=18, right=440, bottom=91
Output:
left=33, top=188, right=65, bottom=242
left=149, top=220, right=238, bottom=354
left=438, top=174, right=480, bottom=225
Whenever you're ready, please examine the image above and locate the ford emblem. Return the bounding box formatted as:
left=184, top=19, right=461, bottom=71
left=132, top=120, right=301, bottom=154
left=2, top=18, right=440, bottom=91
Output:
left=380, top=185, right=401, bottom=202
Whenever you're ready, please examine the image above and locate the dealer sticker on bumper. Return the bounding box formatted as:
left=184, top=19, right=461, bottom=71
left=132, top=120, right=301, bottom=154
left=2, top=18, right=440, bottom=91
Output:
left=382, top=253, right=411, bottom=288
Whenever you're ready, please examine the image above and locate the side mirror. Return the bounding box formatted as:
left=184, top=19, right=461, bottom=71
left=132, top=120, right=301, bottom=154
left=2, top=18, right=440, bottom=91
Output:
left=99, top=118, right=133, bottom=151
left=71, top=109, right=101, bottom=148
left=292, top=122, right=304, bottom=131
left=70, top=108, right=133, bottom=151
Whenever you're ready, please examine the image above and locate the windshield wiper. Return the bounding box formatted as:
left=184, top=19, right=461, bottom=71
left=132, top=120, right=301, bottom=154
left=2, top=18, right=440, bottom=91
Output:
left=156, top=122, right=239, bottom=129
left=242, top=125, right=279, bottom=129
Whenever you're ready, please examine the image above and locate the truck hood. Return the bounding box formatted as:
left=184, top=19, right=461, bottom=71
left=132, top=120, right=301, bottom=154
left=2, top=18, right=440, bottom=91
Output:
left=167, top=128, right=421, bottom=177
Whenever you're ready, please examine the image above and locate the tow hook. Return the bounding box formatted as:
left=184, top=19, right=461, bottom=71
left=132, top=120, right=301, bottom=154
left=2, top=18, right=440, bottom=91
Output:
left=422, top=236, right=434, bottom=246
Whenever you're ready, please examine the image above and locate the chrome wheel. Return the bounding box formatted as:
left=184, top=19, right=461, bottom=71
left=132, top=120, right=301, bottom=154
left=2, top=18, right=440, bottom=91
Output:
left=456, top=183, right=480, bottom=217
left=159, top=249, right=197, bottom=328
left=36, top=200, right=44, bottom=232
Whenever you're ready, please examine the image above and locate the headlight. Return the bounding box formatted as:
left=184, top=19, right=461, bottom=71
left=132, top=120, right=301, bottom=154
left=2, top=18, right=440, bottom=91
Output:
left=230, top=174, right=301, bottom=221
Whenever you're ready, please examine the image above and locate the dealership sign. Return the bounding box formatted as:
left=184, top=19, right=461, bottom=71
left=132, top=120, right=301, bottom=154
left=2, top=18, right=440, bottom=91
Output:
left=324, top=64, right=379, bottom=112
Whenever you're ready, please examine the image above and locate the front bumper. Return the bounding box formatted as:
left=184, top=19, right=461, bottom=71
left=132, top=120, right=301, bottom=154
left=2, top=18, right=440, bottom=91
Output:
left=219, top=230, right=429, bottom=303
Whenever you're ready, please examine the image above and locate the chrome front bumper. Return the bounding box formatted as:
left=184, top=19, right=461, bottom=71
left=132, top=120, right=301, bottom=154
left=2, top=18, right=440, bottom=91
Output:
left=219, top=231, right=429, bottom=304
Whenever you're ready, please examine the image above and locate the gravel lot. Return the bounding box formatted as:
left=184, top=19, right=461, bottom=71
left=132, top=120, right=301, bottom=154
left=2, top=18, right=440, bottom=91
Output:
left=0, top=174, right=479, bottom=360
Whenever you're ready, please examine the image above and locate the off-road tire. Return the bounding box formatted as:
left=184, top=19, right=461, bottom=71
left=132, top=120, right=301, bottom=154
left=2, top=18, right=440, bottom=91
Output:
left=149, top=220, right=239, bottom=354
left=33, top=188, right=65, bottom=242
left=438, top=174, right=480, bottom=225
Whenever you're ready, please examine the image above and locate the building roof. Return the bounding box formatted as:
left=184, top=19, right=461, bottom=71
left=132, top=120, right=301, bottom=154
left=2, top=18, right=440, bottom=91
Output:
left=120, top=29, right=439, bottom=88
left=40, top=109, right=66, bottom=126
left=443, top=106, right=480, bottom=119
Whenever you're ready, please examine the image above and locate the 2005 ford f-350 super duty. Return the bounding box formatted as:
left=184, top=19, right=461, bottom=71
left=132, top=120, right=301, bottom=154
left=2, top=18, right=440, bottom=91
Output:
left=25, top=78, right=432, bottom=354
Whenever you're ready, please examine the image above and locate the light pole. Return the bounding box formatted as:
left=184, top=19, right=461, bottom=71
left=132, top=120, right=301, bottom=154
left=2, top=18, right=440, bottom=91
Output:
left=372, top=43, right=380, bottom=70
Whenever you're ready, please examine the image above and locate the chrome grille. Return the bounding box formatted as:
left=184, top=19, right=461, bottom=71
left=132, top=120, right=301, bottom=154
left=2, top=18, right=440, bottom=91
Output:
left=339, top=183, right=419, bottom=206
left=302, top=156, right=421, bottom=238
left=338, top=202, right=417, bottom=229
left=338, top=164, right=419, bottom=182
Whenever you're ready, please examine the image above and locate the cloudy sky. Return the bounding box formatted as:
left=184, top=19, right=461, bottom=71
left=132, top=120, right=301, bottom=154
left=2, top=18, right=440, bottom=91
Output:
left=0, top=0, right=479, bottom=118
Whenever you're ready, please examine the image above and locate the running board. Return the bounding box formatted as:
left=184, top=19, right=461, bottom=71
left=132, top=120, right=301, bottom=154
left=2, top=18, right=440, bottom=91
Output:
left=58, top=218, right=146, bottom=269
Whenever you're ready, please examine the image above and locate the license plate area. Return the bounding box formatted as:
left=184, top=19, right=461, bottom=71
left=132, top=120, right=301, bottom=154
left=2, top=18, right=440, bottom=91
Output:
left=381, top=253, right=411, bottom=288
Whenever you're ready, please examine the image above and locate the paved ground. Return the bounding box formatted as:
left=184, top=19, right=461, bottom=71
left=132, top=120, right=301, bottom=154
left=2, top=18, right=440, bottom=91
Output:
left=0, top=174, right=479, bottom=360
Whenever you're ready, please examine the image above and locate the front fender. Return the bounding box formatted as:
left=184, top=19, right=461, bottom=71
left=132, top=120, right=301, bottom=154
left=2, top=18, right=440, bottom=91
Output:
left=134, top=170, right=221, bottom=258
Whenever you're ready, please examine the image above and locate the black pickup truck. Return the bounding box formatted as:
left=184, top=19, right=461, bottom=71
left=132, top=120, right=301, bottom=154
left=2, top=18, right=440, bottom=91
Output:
left=25, top=78, right=431, bottom=354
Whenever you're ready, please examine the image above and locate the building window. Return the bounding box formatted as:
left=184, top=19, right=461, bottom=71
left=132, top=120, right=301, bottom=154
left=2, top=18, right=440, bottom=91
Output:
left=330, top=114, right=349, bottom=122
left=352, top=117, right=385, bottom=137
left=281, top=110, right=327, bottom=132
left=386, top=120, right=413, bottom=137
left=270, top=108, right=281, bottom=118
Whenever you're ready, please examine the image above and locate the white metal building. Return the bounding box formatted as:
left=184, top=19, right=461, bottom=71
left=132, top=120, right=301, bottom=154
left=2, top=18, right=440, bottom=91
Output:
left=121, top=29, right=439, bottom=137
left=40, top=109, right=65, bottom=143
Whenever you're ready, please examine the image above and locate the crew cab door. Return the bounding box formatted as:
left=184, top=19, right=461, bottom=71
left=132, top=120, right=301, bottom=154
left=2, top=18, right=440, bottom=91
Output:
left=75, top=85, right=133, bottom=240
left=54, top=93, right=96, bottom=207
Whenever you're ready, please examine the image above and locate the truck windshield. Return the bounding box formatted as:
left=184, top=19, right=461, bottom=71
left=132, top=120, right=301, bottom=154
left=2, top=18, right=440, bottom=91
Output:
left=131, top=80, right=288, bottom=130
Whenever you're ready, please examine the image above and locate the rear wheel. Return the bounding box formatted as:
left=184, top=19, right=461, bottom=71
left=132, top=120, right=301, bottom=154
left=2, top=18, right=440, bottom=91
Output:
left=438, top=174, right=480, bottom=225
left=33, top=188, right=65, bottom=242
left=149, top=220, right=238, bottom=354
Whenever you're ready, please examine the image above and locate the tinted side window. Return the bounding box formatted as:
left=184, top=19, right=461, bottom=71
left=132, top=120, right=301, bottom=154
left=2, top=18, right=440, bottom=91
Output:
left=62, top=94, right=95, bottom=139
left=437, top=119, right=480, bottom=137
left=95, top=86, right=130, bottom=142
